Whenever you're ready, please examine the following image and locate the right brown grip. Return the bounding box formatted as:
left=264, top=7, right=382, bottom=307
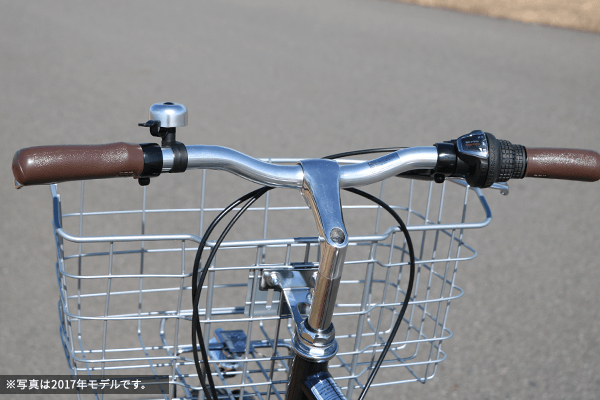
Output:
left=12, top=143, right=145, bottom=187
left=525, top=147, right=600, bottom=182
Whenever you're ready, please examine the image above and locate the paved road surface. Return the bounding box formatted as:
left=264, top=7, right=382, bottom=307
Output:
left=1, top=1, right=599, bottom=399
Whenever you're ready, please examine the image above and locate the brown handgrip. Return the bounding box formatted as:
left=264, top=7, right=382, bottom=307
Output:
left=525, top=147, right=600, bottom=182
left=12, top=142, right=145, bottom=187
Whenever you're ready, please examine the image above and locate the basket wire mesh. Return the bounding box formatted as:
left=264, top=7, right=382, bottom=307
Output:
left=51, top=159, right=495, bottom=399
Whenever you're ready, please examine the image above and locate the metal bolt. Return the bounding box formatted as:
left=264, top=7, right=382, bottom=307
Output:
left=330, top=227, right=345, bottom=244
left=267, top=271, right=282, bottom=287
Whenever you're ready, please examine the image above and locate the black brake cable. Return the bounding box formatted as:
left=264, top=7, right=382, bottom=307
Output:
left=324, top=147, right=415, bottom=399
left=322, top=147, right=405, bottom=160
left=192, top=192, right=257, bottom=400
left=344, top=187, right=415, bottom=400
left=192, top=186, right=273, bottom=400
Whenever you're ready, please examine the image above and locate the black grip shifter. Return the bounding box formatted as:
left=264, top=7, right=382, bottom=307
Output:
left=496, top=137, right=527, bottom=182
left=433, top=131, right=527, bottom=188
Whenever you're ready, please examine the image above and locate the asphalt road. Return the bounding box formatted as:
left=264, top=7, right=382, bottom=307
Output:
left=1, top=1, right=599, bottom=399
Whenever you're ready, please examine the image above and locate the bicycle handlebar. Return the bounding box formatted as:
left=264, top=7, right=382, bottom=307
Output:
left=183, top=145, right=438, bottom=188
left=12, top=131, right=600, bottom=189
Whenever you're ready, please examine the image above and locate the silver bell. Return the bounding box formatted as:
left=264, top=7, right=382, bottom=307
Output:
left=148, top=102, right=188, bottom=128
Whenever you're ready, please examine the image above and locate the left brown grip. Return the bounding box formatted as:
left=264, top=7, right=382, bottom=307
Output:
left=12, top=143, right=145, bottom=187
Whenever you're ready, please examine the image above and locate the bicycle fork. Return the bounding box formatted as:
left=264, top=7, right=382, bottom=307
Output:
left=262, top=160, right=348, bottom=400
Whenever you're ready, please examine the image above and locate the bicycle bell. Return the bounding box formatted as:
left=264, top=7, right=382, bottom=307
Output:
left=137, top=102, right=189, bottom=186
left=139, top=102, right=188, bottom=146
left=149, top=102, right=187, bottom=128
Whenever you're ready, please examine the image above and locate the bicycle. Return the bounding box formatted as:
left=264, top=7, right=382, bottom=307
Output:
left=11, top=102, right=599, bottom=399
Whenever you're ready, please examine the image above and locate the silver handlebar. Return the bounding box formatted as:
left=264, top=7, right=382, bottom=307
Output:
left=165, top=145, right=439, bottom=188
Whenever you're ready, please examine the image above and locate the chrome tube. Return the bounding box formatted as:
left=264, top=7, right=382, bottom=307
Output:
left=161, top=147, right=174, bottom=171
left=180, top=145, right=439, bottom=189
left=338, top=146, right=439, bottom=187
left=185, top=145, right=304, bottom=188
left=299, top=159, right=348, bottom=332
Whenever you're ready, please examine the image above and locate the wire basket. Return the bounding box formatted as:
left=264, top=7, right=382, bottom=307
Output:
left=51, top=159, right=499, bottom=399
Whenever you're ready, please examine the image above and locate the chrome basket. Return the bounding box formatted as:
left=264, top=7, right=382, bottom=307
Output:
left=51, top=159, right=500, bottom=399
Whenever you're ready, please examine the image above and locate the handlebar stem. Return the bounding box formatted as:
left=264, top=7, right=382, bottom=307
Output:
left=300, top=159, right=348, bottom=333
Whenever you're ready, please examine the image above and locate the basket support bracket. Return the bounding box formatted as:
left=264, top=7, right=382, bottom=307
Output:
left=261, top=268, right=338, bottom=362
